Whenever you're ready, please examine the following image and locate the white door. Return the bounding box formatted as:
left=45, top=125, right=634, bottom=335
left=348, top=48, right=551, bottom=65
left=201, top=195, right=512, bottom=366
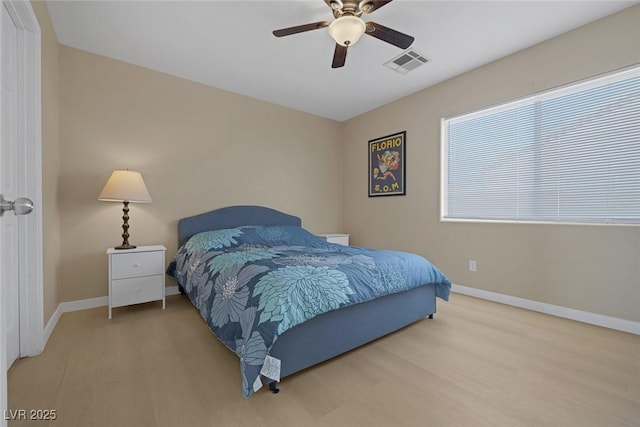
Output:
left=1, top=2, right=41, bottom=425
left=1, top=1, right=21, bottom=371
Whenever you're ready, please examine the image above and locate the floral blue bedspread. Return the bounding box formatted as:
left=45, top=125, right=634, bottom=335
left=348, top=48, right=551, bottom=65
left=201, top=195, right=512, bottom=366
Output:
left=167, top=225, right=450, bottom=397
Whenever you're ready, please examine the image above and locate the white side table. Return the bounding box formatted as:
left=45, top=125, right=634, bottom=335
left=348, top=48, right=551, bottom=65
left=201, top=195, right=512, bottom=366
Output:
left=315, top=233, right=350, bottom=246
left=107, top=245, right=167, bottom=319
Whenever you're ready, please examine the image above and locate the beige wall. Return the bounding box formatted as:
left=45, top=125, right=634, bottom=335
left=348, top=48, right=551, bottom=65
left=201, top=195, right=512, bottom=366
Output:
left=58, top=46, right=343, bottom=301
left=343, top=6, right=640, bottom=322
left=31, top=1, right=61, bottom=325
left=43, top=4, right=639, bottom=324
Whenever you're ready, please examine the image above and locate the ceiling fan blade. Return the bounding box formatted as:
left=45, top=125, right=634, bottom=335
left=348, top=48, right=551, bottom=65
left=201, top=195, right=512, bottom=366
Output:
left=359, top=0, right=393, bottom=14
left=273, top=21, right=330, bottom=37
left=332, top=44, right=347, bottom=68
left=365, top=21, right=414, bottom=49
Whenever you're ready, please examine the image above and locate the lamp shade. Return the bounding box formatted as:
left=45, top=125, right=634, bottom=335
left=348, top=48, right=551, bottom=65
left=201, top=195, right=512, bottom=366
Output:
left=328, top=16, right=366, bottom=47
left=98, top=170, right=152, bottom=203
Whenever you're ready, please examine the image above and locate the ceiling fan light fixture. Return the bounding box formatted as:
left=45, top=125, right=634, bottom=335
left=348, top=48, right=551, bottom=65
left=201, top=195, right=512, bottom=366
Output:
left=328, top=16, right=366, bottom=47
left=329, top=0, right=343, bottom=10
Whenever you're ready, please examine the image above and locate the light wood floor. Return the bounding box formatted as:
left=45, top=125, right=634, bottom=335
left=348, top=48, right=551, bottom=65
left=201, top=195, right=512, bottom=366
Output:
left=8, top=293, right=640, bottom=426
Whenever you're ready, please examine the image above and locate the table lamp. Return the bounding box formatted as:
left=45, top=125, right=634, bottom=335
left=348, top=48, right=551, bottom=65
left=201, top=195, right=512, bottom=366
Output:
left=98, top=169, right=152, bottom=250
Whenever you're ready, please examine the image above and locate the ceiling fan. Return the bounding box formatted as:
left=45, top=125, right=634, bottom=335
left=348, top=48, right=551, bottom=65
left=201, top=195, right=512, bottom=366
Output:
left=273, top=0, right=414, bottom=69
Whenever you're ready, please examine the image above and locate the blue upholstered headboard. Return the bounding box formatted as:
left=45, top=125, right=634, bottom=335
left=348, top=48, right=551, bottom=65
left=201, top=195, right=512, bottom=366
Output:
left=177, top=205, right=302, bottom=247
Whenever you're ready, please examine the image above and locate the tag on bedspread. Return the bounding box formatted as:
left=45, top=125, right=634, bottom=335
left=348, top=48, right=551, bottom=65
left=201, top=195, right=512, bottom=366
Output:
left=260, top=355, right=281, bottom=382
left=253, top=376, right=263, bottom=392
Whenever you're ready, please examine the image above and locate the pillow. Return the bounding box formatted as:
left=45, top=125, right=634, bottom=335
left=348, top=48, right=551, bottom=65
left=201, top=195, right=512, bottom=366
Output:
left=182, top=224, right=324, bottom=254
left=229, top=225, right=321, bottom=247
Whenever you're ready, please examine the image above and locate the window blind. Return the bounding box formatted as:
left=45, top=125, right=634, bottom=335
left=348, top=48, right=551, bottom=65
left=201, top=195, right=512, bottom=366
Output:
left=442, top=66, right=640, bottom=224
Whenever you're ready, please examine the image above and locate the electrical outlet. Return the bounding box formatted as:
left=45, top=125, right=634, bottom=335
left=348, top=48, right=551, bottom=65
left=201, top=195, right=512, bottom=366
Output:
left=468, top=260, right=477, bottom=272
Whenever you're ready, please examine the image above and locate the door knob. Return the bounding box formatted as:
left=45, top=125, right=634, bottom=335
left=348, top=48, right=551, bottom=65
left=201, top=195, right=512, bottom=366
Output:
left=0, top=194, right=34, bottom=217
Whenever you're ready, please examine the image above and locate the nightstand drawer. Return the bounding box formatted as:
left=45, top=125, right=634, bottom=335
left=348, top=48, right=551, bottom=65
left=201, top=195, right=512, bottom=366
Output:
left=111, top=250, right=164, bottom=280
left=111, top=275, right=163, bottom=307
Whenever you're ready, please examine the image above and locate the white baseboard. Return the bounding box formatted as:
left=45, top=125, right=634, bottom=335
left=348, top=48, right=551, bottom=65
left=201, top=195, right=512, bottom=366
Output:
left=44, top=284, right=638, bottom=349
left=42, top=286, right=181, bottom=348
left=43, top=304, right=63, bottom=347
left=165, top=285, right=181, bottom=296
left=60, top=295, right=109, bottom=313
left=451, top=284, right=640, bottom=335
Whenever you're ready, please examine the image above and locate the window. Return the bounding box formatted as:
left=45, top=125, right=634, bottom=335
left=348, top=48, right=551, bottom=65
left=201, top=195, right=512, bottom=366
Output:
left=442, top=66, right=640, bottom=225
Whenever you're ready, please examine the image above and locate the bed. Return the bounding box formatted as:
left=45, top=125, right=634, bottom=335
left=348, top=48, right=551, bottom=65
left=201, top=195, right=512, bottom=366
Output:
left=167, top=205, right=451, bottom=397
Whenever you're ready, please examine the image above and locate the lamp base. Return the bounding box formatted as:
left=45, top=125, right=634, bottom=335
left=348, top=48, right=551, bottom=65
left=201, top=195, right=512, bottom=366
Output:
left=115, top=201, right=136, bottom=250
left=115, top=244, right=137, bottom=250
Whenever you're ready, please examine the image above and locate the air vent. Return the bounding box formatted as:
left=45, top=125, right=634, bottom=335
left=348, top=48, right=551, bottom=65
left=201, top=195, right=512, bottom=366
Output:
left=384, top=49, right=429, bottom=74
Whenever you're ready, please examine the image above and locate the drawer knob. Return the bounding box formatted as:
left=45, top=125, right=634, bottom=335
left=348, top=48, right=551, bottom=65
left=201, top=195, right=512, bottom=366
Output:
left=133, top=263, right=142, bottom=268
left=135, top=288, right=141, bottom=293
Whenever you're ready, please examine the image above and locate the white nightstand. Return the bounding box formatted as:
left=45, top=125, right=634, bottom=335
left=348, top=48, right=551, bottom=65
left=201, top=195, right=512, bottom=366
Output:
left=107, top=245, right=167, bottom=319
left=315, top=233, right=350, bottom=246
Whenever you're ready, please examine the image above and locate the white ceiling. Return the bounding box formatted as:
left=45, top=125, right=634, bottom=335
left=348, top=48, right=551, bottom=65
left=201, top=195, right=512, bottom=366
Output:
left=47, top=0, right=637, bottom=121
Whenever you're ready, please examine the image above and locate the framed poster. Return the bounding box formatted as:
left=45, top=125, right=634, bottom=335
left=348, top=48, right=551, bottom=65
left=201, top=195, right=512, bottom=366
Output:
left=368, top=131, right=406, bottom=197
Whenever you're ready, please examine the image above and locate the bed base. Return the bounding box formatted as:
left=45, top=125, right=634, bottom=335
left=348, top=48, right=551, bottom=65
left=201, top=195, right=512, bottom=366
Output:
left=266, top=284, right=436, bottom=391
